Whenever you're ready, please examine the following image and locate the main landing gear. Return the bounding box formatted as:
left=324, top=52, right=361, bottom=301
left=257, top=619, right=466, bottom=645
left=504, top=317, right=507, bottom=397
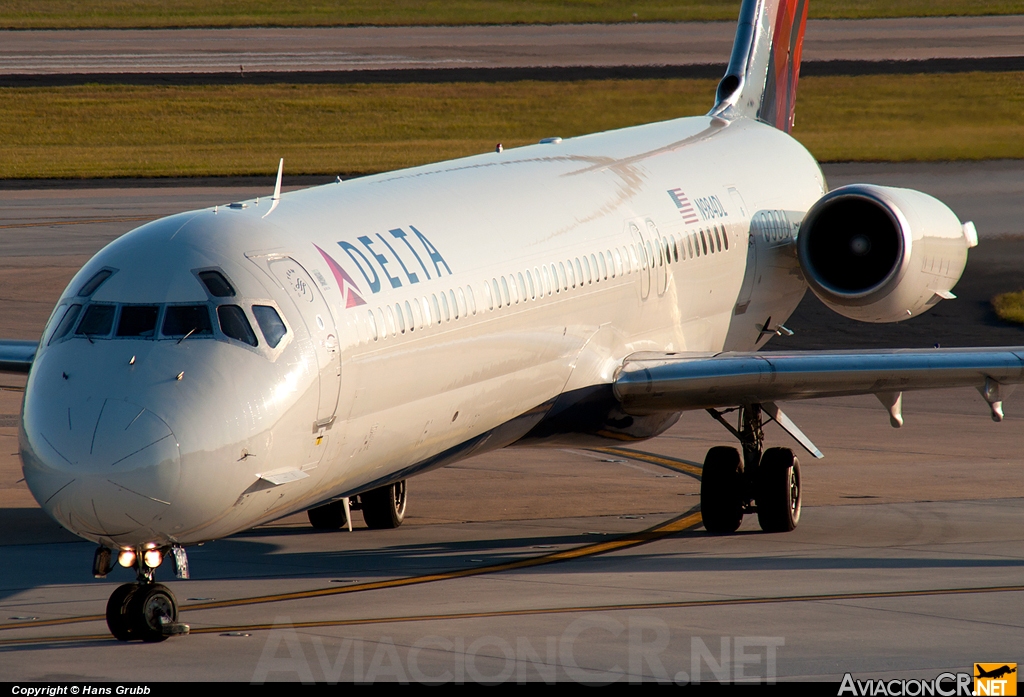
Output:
left=95, top=545, right=190, bottom=642
left=701, top=404, right=802, bottom=534
left=307, top=480, right=408, bottom=531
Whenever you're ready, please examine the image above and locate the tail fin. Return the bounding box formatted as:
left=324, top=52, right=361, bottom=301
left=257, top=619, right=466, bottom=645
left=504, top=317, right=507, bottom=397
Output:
left=709, top=0, right=809, bottom=133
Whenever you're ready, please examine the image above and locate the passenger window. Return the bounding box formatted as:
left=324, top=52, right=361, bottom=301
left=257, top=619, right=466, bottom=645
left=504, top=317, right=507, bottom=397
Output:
left=217, top=305, right=258, bottom=346
left=527, top=270, right=536, bottom=299
left=612, top=248, right=622, bottom=276
left=714, top=227, right=722, bottom=252
left=48, top=304, right=82, bottom=345
left=598, top=252, right=608, bottom=279
left=367, top=310, right=379, bottom=341
left=492, top=279, right=502, bottom=308
left=507, top=275, right=519, bottom=304
left=431, top=295, right=441, bottom=324
left=447, top=290, right=458, bottom=319
left=466, top=286, right=477, bottom=315
left=421, top=297, right=432, bottom=325
left=723, top=226, right=730, bottom=250
left=441, top=292, right=451, bottom=321
left=542, top=266, right=551, bottom=296
left=76, top=304, right=116, bottom=338
left=517, top=273, right=527, bottom=301
left=198, top=270, right=235, bottom=297
left=384, top=305, right=396, bottom=336
left=500, top=276, right=510, bottom=306
left=456, top=288, right=466, bottom=318
left=573, top=258, right=582, bottom=285
left=252, top=305, right=287, bottom=348
left=395, top=303, right=406, bottom=334
left=405, top=300, right=417, bottom=331
left=163, top=305, right=213, bottom=338
left=484, top=281, right=494, bottom=311
left=78, top=269, right=113, bottom=297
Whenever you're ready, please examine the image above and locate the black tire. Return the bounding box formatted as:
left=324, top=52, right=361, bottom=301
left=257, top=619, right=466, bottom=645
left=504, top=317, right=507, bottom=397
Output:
left=127, top=583, right=178, bottom=643
left=700, top=446, right=744, bottom=534
left=308, top=500, right=349, bottom=530
left=361, top=480, right=407, bottom=529
left=756, top=447, right=801, bottom=533
left=106, top=583, right=140, bottom=642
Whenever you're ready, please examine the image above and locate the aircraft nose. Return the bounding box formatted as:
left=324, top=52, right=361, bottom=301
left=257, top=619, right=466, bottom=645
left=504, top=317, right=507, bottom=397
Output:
left=21, top=397, right=181, bottom=544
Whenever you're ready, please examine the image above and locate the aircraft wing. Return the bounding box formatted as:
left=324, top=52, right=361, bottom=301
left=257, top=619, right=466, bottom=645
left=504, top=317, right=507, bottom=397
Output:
left=614, top=347, right=1024, bottom=418
left=0, top=340, right=38, bottom=374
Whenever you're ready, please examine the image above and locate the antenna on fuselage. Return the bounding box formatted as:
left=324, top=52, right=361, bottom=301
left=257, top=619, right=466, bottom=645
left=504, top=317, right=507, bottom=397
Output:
left=262, top=158, right=284, bottom=219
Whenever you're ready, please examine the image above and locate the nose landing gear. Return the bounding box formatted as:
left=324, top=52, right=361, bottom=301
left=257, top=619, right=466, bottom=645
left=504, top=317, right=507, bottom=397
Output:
left=702, top=404, right=803, bottom=534
left=98, top=545, right=190, bottom=642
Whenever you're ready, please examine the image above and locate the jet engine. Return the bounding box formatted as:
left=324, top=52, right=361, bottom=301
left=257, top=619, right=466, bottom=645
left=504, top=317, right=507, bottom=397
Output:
left=796, top=184, right=977, bottom=323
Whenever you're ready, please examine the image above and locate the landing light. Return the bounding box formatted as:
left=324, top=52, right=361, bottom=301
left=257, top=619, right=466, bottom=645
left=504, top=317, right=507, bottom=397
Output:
left=143, top=549, right=163, bottom=569
left=117, top=549, right=136, bottom=568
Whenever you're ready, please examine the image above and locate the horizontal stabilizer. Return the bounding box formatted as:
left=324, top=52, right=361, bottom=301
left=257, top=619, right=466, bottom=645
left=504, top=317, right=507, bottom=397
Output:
left=0, top=340, right=37, bottom=374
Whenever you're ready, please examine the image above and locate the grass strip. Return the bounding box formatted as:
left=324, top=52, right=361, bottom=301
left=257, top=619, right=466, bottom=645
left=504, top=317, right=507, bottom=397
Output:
left=992, top=291, right=1024, bottom=325
left=1, top=73, right=1022, bottom=179
left=1, top=0, right=1021, bottom=29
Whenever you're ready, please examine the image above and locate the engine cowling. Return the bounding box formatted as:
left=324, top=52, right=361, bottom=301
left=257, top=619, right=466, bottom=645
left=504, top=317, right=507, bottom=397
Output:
left=797, top=184, right=977, bottom=323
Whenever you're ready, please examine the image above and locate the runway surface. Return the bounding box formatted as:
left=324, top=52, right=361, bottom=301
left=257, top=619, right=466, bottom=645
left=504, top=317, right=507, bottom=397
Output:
left=0, top=163, right=1022, bottom=681
left=2, top=16, right=1023, bottom=76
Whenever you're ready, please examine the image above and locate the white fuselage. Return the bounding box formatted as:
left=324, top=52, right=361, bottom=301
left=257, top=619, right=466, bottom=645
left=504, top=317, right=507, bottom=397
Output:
left=20, top=114, right=825, bottom=549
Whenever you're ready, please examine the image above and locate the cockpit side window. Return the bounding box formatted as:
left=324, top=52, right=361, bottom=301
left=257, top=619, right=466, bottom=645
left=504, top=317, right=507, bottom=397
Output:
left=117, top=305, right=159, bottom=338
left=252, top=305, right=287, bottom=349
left=48, top=304, right=82, bottom=345
left=198, top=270, right=236, bottom=298
left=78, top=269, right=114, bottom=297
left=218, top=305, right=258, bottom=347
left=75, top=304, right=116, bottom=338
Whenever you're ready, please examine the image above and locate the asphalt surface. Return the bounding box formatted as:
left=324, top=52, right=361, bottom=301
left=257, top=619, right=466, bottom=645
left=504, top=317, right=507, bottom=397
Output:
left=2, top=16, right=1023, bottom=84
left=0, top=163, right=1022, bottom=681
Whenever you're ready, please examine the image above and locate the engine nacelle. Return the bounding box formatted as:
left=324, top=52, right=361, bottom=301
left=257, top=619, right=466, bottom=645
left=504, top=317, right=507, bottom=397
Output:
left=797, top=184, right=977, bottom=323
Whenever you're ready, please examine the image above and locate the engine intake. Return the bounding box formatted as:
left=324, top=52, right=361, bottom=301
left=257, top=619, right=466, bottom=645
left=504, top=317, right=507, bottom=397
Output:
left=797, top=184, right=975, bottom=323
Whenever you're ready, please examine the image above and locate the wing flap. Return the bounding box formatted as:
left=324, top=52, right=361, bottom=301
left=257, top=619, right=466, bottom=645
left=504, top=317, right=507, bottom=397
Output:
left=0, top=340, right=37, bottom=374
left=613, top=348, right=1024, bottom=415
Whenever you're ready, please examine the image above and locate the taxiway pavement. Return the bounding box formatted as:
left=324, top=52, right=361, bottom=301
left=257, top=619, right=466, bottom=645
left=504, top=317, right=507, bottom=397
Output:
left=2, top=16, right=1023, bottom=76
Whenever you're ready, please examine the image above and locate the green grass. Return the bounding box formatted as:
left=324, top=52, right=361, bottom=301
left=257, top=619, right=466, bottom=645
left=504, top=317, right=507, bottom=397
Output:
left=0, top=73, right=1022, bottom=179
left=0, top=0, right=1021, bottom=28
left=993, top=291, right=1024, bottom=324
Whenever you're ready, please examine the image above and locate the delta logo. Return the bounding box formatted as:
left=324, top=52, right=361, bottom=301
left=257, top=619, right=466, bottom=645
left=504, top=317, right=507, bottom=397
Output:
left=314, top=225, right=453, bottom=310
left=975, top=664, right=1017, bottom=696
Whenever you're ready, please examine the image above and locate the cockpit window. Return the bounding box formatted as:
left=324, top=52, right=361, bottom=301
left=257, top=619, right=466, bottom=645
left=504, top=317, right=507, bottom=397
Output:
left=117, top=305, right=159, bottom=338
left=252, top=305, right=287, bottom=349
left=199, top=271, right=235, bottom=298
left=75, top=304, right=115, bottom=338
left=218, top=305, right=258, bottom=346
left=78, top=269, right=114, bottom=297
left=48, top=304, right=82, bottom=345
left=163, top=305, right=213, bottom=338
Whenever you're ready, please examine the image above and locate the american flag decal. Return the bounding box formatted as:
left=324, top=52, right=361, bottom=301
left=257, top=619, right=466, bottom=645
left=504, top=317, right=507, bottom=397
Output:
left=667, top=188, right=700, bottom=225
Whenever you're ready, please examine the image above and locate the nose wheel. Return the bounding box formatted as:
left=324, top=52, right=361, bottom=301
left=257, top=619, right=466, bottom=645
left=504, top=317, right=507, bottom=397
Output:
left=106, top=582, right=188, bottom=642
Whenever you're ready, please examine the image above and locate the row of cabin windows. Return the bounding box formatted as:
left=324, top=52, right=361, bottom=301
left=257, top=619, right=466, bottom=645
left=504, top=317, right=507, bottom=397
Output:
left=355, top=225, right=733, bottom=344
left=661, top=224, right=731, bottom=267
left=47, top=301, right=287, bottom=350
left=366, top=285, right=478, bottom=341
left=487, top=246, right=636, bottom=310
